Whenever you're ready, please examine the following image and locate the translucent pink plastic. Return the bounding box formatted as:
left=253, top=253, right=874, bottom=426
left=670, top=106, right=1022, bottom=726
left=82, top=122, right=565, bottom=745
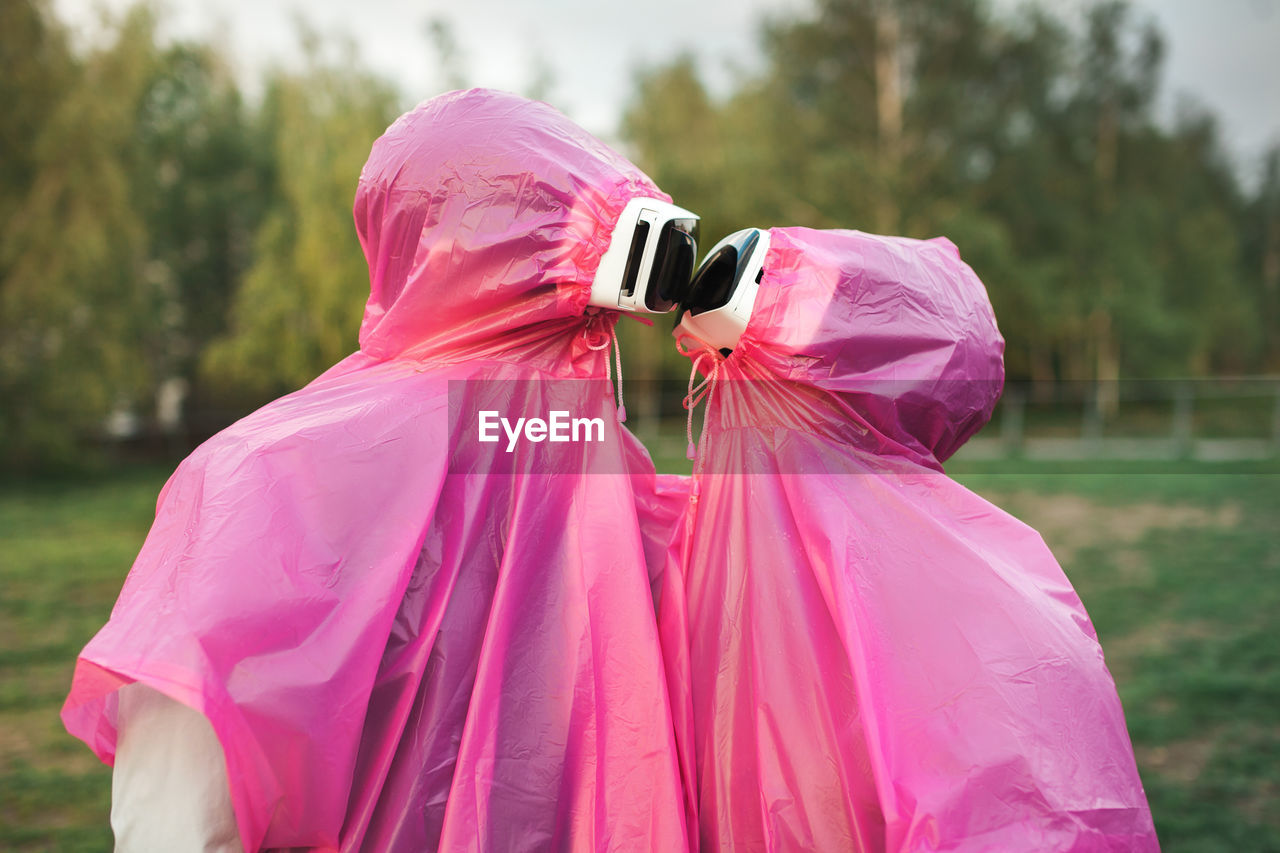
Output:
left=62, top=89, right=690, bottom=851
left=663, top=227, right=1160, bottom=851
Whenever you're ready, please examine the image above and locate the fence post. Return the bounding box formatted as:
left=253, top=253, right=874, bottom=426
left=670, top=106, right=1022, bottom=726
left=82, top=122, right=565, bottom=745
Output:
left=1173, top=382, right=1194, bottom=459
left=1001, top=386, right=1025, bottom=457
left=1083, top=383, right=1103, bottom=452
left=1272, top=381, right=1280, bottom=457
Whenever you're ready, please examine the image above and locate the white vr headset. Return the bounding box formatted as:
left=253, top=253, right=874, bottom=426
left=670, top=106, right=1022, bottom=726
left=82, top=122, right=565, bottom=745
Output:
left=588, top=197, right=700, bottom=314
left=675, top=228, right=770, bottom=353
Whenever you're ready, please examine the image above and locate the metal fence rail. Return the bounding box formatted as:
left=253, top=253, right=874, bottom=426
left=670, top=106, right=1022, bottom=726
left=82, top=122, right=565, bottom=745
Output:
left=963, top=378, right=1280, bottom=461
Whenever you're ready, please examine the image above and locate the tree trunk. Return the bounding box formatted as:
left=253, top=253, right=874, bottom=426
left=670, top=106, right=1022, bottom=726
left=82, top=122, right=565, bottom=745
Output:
left=873, top=1, right=902, bottom=233
left=1092, top=307, right=1120, bottom=419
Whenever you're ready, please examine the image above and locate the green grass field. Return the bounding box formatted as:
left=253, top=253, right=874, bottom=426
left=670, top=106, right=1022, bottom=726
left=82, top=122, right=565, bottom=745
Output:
left=2, top=458, right=1277, bottom=850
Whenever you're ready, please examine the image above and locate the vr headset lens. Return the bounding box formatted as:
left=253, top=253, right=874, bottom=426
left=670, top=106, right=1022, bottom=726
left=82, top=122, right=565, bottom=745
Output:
left=645, top=218, right=699, bottom=312
left=680, top=228, right=762, bottom=318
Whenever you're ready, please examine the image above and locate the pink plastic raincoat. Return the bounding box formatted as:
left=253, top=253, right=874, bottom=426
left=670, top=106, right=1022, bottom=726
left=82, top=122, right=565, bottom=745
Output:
left=662, top=227, right=1159, bottom=850
left=63, top=89, right=689, bottom=852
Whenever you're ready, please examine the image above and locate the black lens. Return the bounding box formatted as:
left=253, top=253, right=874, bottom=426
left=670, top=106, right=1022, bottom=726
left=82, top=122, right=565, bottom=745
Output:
left=683, top=245, right=737, bottom=317
left=646, top=221, right=697, bottom=311
left=677, top=229, right=761, bottom=321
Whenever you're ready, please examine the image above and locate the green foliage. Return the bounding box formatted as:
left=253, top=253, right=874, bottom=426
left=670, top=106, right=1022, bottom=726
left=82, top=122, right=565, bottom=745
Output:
left=1241, top=146, right=1280, bottom=370
left=200, top=43, right=400, bottom=401
left=622, top=0, right=1268, bottom=385
left=0, top=5, right=270, bottom=471
left=132, top=41, right=266, bottom=391
left=0, top=0, right=72, bottom=230
left=1, top=1, right=404, bottom=464
left=0, top=3, right=159, bottom=470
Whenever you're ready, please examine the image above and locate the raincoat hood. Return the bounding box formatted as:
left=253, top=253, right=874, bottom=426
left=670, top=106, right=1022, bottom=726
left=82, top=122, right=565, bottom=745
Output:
left=729, top=226, right=1005, bottom=467
left=354, top=88, right=666, bottom=362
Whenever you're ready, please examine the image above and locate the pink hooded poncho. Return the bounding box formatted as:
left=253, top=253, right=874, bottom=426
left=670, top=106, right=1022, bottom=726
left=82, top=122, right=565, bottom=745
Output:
left=662, top=227, right=1159, bottom=850
left=62, top=89, right=689, bottom=851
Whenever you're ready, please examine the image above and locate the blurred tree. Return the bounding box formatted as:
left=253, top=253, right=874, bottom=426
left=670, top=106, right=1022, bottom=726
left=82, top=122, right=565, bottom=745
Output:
left=1075, top=1, right=1162, bottom=404
left=623, top=0, right=1263, bottom=387
left=132, top=40, right=265, bottom=430
left=0, top=3, right=159, bottom=469
left=626, top=0, right=1061, bottom=376
left=1141, top=106, right=1253, bottom=375
left=1004, top=3, right=1249, bottom=385
left=1243, top=145, right=1280, bottom=370
left=0, top=0, right=72, bottom=234
left=201, top=33, right=400, bottom=402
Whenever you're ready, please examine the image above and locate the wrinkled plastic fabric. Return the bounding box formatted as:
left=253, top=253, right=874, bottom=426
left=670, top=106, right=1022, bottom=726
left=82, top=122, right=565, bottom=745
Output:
left=663, top=227, right=1159, bottom=851
left=62, top=89, right=690, bottom=852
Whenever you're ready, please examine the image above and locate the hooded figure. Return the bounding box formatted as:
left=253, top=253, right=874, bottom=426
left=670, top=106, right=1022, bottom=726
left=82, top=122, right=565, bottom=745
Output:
left=662, top=227, right=1158, bottom=850
left=62, top=89, right=690, bottom=852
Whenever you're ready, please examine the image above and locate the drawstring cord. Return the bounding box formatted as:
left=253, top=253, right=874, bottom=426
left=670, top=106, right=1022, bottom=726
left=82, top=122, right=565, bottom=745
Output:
left=584, top=312, right=626, bottom=422
left=677, top=336, right=724, bottom=489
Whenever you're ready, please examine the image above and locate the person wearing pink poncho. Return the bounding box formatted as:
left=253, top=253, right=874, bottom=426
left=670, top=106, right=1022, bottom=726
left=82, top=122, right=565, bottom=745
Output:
left=661, top=226, right=1159, bottom=850
left=61, top=89, right=694, bottom=851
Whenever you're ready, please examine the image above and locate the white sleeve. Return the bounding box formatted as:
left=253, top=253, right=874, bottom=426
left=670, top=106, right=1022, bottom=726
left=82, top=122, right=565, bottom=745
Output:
left=111, top=683, right=246, bottom=853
